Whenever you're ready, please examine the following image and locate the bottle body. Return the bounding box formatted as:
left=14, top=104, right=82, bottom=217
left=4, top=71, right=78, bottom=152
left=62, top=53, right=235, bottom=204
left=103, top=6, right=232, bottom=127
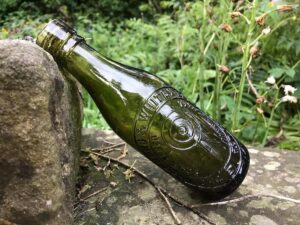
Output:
left=37, top=19, right=249, bottom=199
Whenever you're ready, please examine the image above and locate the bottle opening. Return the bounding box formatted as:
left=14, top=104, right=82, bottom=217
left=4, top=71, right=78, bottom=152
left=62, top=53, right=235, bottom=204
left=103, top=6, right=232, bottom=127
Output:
left=36, top=19, right=83, bottom=59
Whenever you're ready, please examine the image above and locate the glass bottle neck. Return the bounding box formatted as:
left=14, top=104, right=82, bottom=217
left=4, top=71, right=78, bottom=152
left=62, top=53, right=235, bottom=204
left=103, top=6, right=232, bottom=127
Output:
left=36, top=19, right=84, bottom=61
left=36, top=19, right=163, bottom=99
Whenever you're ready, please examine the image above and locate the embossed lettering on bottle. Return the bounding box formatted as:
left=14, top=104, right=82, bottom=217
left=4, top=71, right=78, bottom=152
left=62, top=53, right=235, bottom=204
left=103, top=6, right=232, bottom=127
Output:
left=134, top=87, right=243, bottom=188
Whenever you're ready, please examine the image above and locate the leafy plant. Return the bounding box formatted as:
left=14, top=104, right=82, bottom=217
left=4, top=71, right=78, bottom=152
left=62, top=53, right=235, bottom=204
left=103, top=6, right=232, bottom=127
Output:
left=1, top=0, right=299, bottom=149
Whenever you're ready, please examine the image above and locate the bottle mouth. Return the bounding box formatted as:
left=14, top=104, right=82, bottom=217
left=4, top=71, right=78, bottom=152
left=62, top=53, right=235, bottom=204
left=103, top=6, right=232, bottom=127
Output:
left=36, top=19, right=83, bottom=59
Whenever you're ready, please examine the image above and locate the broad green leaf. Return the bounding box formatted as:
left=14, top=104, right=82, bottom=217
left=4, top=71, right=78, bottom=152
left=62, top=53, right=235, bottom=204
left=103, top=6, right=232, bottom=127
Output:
left=220, top=95, right=235, bottom=112
left=268, top=67, right=295, bottom=78
left=268, top=68, right=286, bottom=78
left=204, top=70, right=216, bottom=80
left=286, top=68, right=295, bottom=78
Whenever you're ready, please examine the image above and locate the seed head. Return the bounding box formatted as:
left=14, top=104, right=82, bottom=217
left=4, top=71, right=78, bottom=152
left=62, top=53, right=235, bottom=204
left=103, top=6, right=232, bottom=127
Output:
left=220, top=23, right=232, bottom=32
left=277, top=5, right=293, bottom=12
left=230, top=12, right=242, bottom=19
left=256, top=96, right=265, bottom=105
left=218, top=64, right=230, bottom=74
left=250, top=45, right=259, bottom=58
left=256, top=15, right=265, bottom=26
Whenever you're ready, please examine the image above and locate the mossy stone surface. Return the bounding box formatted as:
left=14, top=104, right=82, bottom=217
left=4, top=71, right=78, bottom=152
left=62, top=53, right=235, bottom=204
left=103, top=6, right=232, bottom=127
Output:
left=76, top=129, right=300, bottom=225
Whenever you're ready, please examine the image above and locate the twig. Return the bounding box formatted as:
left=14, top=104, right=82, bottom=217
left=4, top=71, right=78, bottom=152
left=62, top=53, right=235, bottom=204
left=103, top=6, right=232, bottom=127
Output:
left=100, top=148, right=121, bottom=155
left=74, top=205, right=97, bottom=218
left=157, top=187, right=182, bottom=225
left=82, top=207, right=96, bottom=214
left=90, top=151, right=215, bottom=225
left=73, top=185, right=109, bottom=212
left=95, top=137, right=118, bottom=145
left=102, top=158, right=111, bottom=171
left=91, top=143, right=125, bottom=152
left=117, top=143, right=128, bottom=160
left=78, top=186, right=109, bottom=203
left=123, top=160, right=137, bottom=182
left=191, top=193, right=300, bottom=208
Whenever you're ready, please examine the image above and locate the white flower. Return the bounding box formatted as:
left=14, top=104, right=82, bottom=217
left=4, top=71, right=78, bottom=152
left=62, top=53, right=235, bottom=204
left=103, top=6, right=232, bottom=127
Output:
left=281, top=95, right=297, bottom=103
left=265, top=75, right=276, bottom=85
left=282, top=85, right=297, bottom=95
left=262, top=26, right=271, bottom=35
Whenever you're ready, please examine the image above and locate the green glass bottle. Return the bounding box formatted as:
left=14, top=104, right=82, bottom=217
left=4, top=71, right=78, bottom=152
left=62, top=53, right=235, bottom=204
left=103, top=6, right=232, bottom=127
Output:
left=37, top=19, right=249, bottom=199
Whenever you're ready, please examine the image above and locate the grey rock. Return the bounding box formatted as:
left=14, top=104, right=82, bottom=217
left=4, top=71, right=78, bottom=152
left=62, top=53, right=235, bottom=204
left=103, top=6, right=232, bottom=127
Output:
left=250, top=215, right=278, bottom=225
left=76, top=129, right=300, bottom=225
left=0, top=40, right=82, bottom=225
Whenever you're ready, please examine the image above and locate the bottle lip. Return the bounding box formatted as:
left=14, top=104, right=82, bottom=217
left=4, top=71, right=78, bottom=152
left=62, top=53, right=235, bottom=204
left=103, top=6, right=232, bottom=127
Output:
left=36, top=19, right=83, bottom=59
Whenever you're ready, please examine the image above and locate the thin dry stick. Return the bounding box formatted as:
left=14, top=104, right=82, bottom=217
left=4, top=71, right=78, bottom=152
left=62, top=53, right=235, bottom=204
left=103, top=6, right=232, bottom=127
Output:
left=191, top=193, right=300, bottom=208
left=101, top=148, right=121, bottom=155
left=79, top=186, right=109, bottom=202
left=96, top=137, right=119, bottom=145
left=90, top=151, right=215, bottom=225
left=102, top=158, right=111, bottom=171
left=91, top=143, right=125, bottom=152
left=117, top=143, right=128, bottom=160
left=157, top=187, right=182, bottom=225
left=74, top=186, right=109, bottom=210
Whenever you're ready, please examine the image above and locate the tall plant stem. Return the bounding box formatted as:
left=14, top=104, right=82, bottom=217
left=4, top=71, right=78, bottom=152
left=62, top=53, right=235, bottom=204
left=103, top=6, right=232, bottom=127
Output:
left=232, top=0, right=257, bottom=133
left=198, top=0, right=209, bottom=110
left=262, top=86, right=280, bottom=145
left=198, top=65, right=205, bottom=109
left=214, top=37, right=229, bottom=122
left=213, top=0, right=231, bottom=122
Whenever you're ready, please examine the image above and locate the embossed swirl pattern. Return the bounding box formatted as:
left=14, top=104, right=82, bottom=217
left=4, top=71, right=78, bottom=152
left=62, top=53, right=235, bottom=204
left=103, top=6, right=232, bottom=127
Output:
left=161, top=99, right=202, bottom=151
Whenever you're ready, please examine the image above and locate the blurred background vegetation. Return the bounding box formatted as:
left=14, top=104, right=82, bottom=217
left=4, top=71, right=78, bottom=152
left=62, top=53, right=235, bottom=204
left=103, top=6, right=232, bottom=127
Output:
left=1, top=0, right=299, bottom=149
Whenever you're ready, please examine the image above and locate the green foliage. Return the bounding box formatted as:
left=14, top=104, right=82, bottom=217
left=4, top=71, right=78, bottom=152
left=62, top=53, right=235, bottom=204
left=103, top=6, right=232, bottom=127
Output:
left=82, top=90, right=109, bottom=129
left=0, top=0, right=18, bottom=13
left=1, top=0, right=299, bottom=149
